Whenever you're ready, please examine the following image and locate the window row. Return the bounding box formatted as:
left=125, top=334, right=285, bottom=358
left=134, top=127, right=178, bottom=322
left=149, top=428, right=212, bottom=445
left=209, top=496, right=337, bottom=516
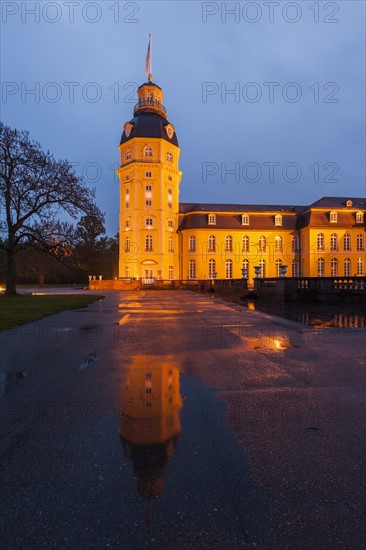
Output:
left=124, top=235, right=174, bottom=253
left=124, top=148, right=174, bottom=162
left=329, top=211, right=364, bottom=224
left=125, top=219, right=175, bottom=230
left=188, top=235, right=299, bottom=253
left=207, top=214, right=284, bottom=226
left=317, top=258, right=364, bottom=277
left=317, top=233, right=364, bottom=252
left=188, top=259, right=299, bottom=279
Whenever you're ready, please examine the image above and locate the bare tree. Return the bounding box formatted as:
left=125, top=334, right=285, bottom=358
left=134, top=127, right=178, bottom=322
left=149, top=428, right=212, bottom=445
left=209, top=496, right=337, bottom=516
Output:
left=0, top=123, right=101, bottom=295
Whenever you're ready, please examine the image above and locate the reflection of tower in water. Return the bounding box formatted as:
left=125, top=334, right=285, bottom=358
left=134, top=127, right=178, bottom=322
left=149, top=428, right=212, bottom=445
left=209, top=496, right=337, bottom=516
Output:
left=120, top=356, right=182, bottom=527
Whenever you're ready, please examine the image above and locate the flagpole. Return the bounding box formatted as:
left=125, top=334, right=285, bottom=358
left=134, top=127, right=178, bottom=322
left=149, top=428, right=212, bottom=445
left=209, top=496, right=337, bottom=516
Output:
left=148, top=33, right=152, bottom=82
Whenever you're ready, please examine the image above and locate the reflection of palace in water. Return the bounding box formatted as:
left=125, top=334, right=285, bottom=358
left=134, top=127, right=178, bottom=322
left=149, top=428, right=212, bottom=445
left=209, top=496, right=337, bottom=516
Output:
left=120, top=356, right=182, bottom=516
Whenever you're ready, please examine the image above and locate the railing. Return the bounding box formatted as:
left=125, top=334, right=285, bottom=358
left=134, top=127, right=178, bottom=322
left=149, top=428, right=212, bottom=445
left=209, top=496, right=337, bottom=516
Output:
left=134, top=99, right=167, bottom=117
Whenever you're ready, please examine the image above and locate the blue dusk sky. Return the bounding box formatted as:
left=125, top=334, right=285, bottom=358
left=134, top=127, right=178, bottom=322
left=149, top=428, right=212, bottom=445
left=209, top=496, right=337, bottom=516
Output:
left=1, top=0, right=365, bottom=235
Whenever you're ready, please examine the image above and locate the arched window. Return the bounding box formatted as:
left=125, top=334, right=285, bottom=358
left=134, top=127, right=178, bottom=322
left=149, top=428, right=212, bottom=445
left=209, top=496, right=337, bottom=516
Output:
left=259, top=259, right=266, bottom=278
left=209, top=258, right=216, bottom=279
left=276, top=259, right=282, bottom=277
left=225, top=235, right=233, bottom=252
left=145, top=234, right=153, bottom=252
left=317, top=233, right=325, bottom=251
left=242, top=235, right=249, bottom=253
left=189, top=235, right=196, bottom=252
left=168, top=236, right=173, bottom=253
left=292, top=235, right=299, bottom=252
left=331, top=258, right=338, bottom=277
left=357, top=258, right=364, bottom=276
left=208, top=235, right=216, bottom=252
left=259, top=235, right=266, bottom=253
left=343, top=233, right=351, bottom=251
left=189, top=259, right=196, bottom=279
left=292, top=259, right=299, bottom=277
left=124, top=236, right=130, bottom=253
left=275, top=236, right=282, bottom=252
left=344, top=258, right=351, bottom=277
left=242, top=259, right=249, bottom=278
left=330, top=233, right=338, bottom=251
left=318, top=258, right=325, bottom=277
left=225, top=259, right=233, bottom=279
left=144, top=146, right=153, bottom=157
left=166, top=151, right=173, bottom=162
left=125, top=149, right=131, bottom=160
left=356, top=234, right=364, bottom=251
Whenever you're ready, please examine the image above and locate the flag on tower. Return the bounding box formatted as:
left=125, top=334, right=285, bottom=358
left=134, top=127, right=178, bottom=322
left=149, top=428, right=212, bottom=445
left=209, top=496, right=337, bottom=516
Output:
left=145, top=34, right=152, bottom=82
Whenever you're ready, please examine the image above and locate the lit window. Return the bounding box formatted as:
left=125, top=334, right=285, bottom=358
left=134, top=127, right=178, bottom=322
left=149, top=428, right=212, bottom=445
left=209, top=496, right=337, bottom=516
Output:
left=276, top=259, right=282, bottom=277
left=209, top=258, right=216, bottom=279
left=344, top=258, right=351, bottom=277
left=331, top=258, right=338, bottom=277
left=168, top=237, right=174, bottom=253
left=356, top=211, right=364, bottom=223
left=189, top=259, right=196, bottom=279
left=225, top=235, right=233, bottom=252
left=144, top=146, right=153, bottom=157
left=242, top=235, right=249, bottom=253
left=208, top=214, right=216, bottom=225
left=292, top=235, right=299, bottom=252
left=168, top=266, right=173, bottom=280
left=275, top=215, right=282, bottom=226
left=292, top=259, right=299, bottom=277
left=318, top=258, right=325, bottom=277
left=330, top=211, right=337, bottom=223
left=189, top=235, right=196, bottom=252
left=357, top=258, right=364, bottom=276
left=145, top=235, right=153, bottom=252
left=317, top=233, right=325, bottom=251
left=330, top=233, right=338, bottom=251
left=356, top=234, right=364, bottom=251
left=146, top=218, right=153, bottom=228
left=346, top=200, right=353, bottom=207
left=225, top=259, right=233, bottom=279
left=124, top=236, right=130, bottom=253
left=275, top=236, right=282, bottom=252
left=242, top=259, right=249, bottom=278
left=208, top=235, right=216, bottom=252
left=343, top=233, right=351, bottom=251
left=259, top=259, right=266, bottom=278
left=259, top=235, right=266, bottom=253
left=242, top=215, right=249, bottom=225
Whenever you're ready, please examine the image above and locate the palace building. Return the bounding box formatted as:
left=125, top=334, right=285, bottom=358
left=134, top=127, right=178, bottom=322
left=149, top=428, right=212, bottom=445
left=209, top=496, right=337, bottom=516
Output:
left=117, top=79, right=365, bottom=283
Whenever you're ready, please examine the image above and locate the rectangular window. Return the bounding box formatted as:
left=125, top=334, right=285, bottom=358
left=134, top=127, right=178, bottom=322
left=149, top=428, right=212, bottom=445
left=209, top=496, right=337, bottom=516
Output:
left=145, top=172, right=152, bottom=178
left=168, top=175, right=172, bottom=182
left=168, top=266, right=173, bottom=280
left=208, top=214, right=216, bottom=225
left=146, top=200, right=152, bottom=206
left=275, top=215, right=282, bottom=226
left=330, top=211, right=337, bottom=223
left=125, top=202, right=129, bottom=208
left=145, top=185, right=152, bottom=191
left=242, top=215, right=249, bottom=225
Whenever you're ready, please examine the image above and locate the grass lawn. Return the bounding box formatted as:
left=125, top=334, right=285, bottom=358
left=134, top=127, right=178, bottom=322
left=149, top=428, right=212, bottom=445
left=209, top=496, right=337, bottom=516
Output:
left=0, top=294, right=105, bottom=330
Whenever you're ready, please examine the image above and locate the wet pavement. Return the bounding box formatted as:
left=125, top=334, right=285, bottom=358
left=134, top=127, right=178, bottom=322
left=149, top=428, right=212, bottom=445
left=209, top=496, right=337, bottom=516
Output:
left=0, top=290, right=365, bottom=549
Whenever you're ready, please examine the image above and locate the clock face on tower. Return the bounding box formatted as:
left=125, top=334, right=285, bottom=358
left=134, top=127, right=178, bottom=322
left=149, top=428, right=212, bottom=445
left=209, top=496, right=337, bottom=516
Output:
left=124, top=123, right=134, bottom=138
left=165, top=124, right=174, bottom=139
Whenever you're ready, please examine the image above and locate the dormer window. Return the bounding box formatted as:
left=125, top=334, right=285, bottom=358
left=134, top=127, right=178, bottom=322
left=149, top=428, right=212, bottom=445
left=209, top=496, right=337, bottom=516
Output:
left=275, top=215, right=282, bottom=226
left=330, top=211, right=337, bottom=223
left=208, top=214, right=216, bottom=225
left=356, top=211, right=364, bottom=223
left=144, top=146, right=153, bottom=157
left=242, top=214, right=249, bottom=225
left=346, top=200, right=353, bottom=207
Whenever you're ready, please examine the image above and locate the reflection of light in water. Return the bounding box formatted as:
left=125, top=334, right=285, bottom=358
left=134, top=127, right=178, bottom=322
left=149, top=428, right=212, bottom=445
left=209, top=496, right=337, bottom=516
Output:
left=120, top=355, right=182, bottom=530
left=248, top=302, right=255, bottom=311
left=273, top=339, right=282, bottom=350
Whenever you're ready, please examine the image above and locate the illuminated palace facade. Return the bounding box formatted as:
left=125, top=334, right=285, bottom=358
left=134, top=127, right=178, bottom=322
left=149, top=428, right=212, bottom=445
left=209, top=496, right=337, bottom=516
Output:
left=118, top=80, right=365, bottom=282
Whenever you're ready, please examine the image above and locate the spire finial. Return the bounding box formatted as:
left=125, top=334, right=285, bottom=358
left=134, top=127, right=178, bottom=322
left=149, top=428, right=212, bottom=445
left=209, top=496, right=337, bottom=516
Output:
left=145, top=34, right=152, bottom=83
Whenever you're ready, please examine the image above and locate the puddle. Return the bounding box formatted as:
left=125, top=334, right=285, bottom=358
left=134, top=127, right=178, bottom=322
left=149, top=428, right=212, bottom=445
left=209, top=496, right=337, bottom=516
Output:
left=118, top=355, right=269, bottom=546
